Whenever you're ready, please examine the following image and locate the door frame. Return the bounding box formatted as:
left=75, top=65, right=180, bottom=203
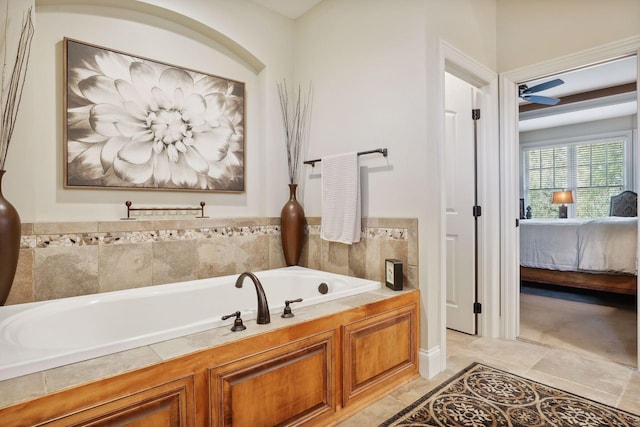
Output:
left=499, top=36, right=640, bottom=367
left=438, top=40, right=500, bottom=371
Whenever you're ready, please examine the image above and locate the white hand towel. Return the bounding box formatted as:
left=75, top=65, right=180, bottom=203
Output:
left=321, top=152, right=361, bottom=244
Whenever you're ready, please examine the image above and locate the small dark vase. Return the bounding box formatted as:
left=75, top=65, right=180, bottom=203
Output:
left=0, top=170, right=20, bottom=305
left=280, top=184, right=305, bottom=266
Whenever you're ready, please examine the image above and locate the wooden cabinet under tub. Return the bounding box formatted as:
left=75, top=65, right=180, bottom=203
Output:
left=0, top=290, right=419, bottom=426
left=342, top=303, right=418, bottom=408
left=209, top=330, right=337, bottom=426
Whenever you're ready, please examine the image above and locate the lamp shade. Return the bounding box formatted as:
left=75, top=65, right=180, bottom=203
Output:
left=552, top=190, right=574, bottom=204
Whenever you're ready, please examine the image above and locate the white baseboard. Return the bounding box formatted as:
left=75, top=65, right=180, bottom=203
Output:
left=418, top=345, right=441, bottom=379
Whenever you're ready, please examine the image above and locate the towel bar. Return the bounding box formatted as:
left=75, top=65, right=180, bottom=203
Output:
left=121, top=200, right=208, bottom=220
left=303, top=148, right=388, bottom=167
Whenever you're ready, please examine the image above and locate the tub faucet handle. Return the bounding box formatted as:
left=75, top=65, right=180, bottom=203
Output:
left=221, top=311, right=247, bottom=332
left=281, top=298, right=303, bottom=318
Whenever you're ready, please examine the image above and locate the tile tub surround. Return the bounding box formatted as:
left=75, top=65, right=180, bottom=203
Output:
left=5, top=217, right=417, bottom=304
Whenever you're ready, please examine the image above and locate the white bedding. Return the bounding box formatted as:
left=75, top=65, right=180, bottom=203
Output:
left=520, top=219, right=588, bottom=271
left=520, top=217, right=638, bottom=274
left=578, top=217, right=637, bottom=274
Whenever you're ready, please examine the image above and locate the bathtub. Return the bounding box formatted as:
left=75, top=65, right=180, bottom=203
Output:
left=0, top=266, right=380, bottom=381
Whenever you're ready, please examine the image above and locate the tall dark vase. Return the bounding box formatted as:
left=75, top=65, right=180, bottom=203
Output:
left=280, top=184, right=305, bottom=266
left=0, top=170, right=20, bottom=305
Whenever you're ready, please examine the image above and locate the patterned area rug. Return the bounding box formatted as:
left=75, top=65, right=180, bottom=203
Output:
left=380, top=362, right=640, bottom=426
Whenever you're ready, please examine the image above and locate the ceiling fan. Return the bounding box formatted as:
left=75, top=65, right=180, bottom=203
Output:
left=518, top=78, right=564, bottom=105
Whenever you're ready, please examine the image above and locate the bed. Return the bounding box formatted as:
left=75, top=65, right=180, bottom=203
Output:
left=520, top=216, right=638, bottom=295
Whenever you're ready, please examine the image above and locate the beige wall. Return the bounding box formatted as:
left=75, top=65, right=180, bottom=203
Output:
left=6, top=217, right=417, bottom=305
left=292, top=0, right=499, bottom=370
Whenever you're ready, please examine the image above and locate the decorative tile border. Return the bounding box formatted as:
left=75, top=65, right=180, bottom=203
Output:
left=20, top=236, right=37, bottom=249
left=363, top=227, right=408, bottom=240
left=22, top=226, right=281, bottom=249
left=21, top=222, right=408, bottom=250
left=306, top=225, right=408, bottom=240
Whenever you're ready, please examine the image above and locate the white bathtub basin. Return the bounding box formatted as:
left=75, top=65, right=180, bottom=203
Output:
left=0, top=266, right=380, bottom=381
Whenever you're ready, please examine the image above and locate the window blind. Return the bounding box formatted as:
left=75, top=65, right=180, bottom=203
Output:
left=522, top=135, right=628, bottom=218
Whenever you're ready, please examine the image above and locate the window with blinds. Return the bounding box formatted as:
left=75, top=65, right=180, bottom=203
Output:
left=522, top=134, right=630, bottom=218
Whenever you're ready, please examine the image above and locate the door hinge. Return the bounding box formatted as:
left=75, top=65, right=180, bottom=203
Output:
left=473, top=302, right=482, bottom=314
left=515, top=218, right=520, bottom=227
left=472, top=109, right=480, bottom=120
left=472, top=206, right=482, bottom=217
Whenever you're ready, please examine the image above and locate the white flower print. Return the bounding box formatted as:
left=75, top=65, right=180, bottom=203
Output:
left=65, top=40, right=244, bottom=190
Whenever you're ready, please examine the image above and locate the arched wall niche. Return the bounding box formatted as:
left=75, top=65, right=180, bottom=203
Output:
left=7, top=0, right=286, bottom=221
left=35, top=0, right=266, bottom=73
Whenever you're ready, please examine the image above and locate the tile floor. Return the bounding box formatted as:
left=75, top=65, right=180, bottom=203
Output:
left=338, top=329, right=640, bottom=426
left=519, top=284, right=637, bottom=366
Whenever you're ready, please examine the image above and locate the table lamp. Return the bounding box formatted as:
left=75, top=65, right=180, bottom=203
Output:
left=552, top=190, right=573, bottom=218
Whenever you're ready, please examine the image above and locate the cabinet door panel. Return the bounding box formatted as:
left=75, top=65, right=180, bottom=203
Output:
left=209, top=331, right=335, bottom=427
left=343, top=304, right=418, bottom=406
left=43, top=376, right=194, bottom=427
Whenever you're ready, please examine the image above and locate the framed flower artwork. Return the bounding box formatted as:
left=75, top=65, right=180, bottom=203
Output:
left=63, top=38, right=245, bottom=192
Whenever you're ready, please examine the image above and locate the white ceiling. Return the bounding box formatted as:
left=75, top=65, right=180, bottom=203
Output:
left=247, top=1, right=638, bottom=132
left=523, top=56, right=637, bottom=98
left=519, top=56, right=638, bottom=132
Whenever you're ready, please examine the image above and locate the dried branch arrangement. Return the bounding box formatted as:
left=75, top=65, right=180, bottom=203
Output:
left=1, top=5, right=34, bottom=170
left=277, top=79, right=313, bottom=185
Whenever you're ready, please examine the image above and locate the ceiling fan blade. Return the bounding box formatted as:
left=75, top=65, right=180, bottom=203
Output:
left=522, top=95, right=561, bottom=105
left=523, top=78, right=565, bottom=94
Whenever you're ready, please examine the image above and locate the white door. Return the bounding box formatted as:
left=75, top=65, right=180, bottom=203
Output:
left=445, top=72, right=478, bottom=334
